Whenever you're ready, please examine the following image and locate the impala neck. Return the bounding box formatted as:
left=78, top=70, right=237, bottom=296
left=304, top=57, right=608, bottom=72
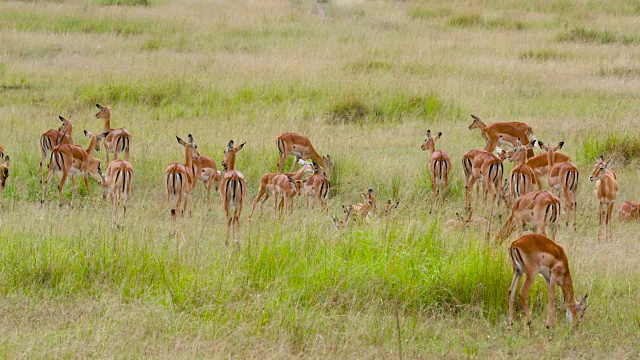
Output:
left=226, top=151, right=236, bottom=171
left=290, top=166, right=309, bottom=180
left=86, top=135, right=98, bottom=158
left=515, top=151, right=526, bottom=166
left=184, top=144, right=193, bottom=171
left=560, top=272, right=578, bottom=310
left=476, top=120, right=487, bottom=129
left=102, top=111, right=112, bottom=132
left=547, top=149, right=556, bottom=168
left=309, top=148, right=324, bottom=166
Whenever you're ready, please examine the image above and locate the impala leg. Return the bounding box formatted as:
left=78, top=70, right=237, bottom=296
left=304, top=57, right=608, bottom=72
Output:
left=607, top=202, right=614, bottom=242
left=183, top=192, right=191, bottom=217
left=235, top=199, right=243, bottom=242
left=224, top=202, right=231, bottom=245
left=83, top=171, right=92, bottom=206
left=249, top=189, right=264, bottom=218
left=562, top=187, right=571, bottom=227
left=508, top=270, right=522, bottom=330
left=205, top=179, right=213, bottom=211
left=573, top=197, right=578, bottom=231
left=519, top=273, right=535, bottom=331
left=276, top=150, right=291, bottom=173
left=39, top=150, right=47, bottom=184
left=290, top=156, right=300, bottom=173
left=42, top=168, right=56, bottom=206
left=545, top=273, right=557, bottom=329
left=598, top=202, right=603, bottom=241
left=273, top=192, right=279, bottom=219
left=105, top=143, right=110, bottom=165
left=70, top=174, right=76, bottom=208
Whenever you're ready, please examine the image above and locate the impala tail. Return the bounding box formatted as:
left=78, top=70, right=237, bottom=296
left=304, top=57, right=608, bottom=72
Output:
left=224, top=176, right=244, bottom=206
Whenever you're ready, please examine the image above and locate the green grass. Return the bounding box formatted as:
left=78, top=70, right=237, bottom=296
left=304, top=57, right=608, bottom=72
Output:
left=448, top=13, right=527, bottom=30
left=519, top=49, right=569, bottom=61
left=581, top=131, right=640, bottom=164
left=557, top=27, right=640, bottom=45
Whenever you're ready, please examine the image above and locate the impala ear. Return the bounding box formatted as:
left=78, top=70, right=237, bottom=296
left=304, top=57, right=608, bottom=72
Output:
left=59, top=115, right=66, bottom=121
left=387, top=199, right=392, bottom=205
left=176, top=136, right=186, bottom=146
left=426, top=130, right=432, bottom=138
left=96, top=104, right=103, bottom=110
left=3, top=156, right=9, bottom=166
left=227, top=140, right=234, bottom=150
left=558, top=141, right=565, bottom=149
left=471, top=114, right=481, bottom=121
left=516, top=138, right=522, bottom=147
left=188, top=134, right=194, bottom=144
left=287, top=176, right=294, bottom=183
left=456, top=212, right=463, bottom=221
left=597, top=156, right=604, bottom=164
left=84, top=130, right=91, bottom=138
left=538, top=141, right=546, bottom=150
left=368, top=189, right=374, bottom=195
left=605, top=158, right=613, bottom=169
left=394, top=201, right=399, bottom=208
left=437, top=131, right=442, bottom=139
left=237, top=142, right=246, bottom=152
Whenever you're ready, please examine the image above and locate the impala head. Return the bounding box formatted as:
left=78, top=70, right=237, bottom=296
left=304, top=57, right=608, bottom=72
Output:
left=506, top=138, right=534, bottom=163
left=538, top=140, right=564, bottom=162
left=176, top=134, right=199, bottom=158
left=589, top=156, right=612, bottom=182
left=362, top=189, right=377, bottom=209
left=95, top=104, right=111, bottom=119
left=84, top=130, right=109, bottom=151
left=287, top=176, right=304, bottom=195
left=58, top=115, right=73, bottom=132
left=383, top=200, right=399, bottom=215
left=468, top=114, right=484, bottom=130
left=566, top=294, right=588, bottom=326
left=421, top=130, right=442, bottom=151
left=311, top=162, right=326, bottom=175
left=222, top=140, right=245, bottom=170
left=0, top=155, right=10, bottom=194
left=321, top=155, right=333, bottom=175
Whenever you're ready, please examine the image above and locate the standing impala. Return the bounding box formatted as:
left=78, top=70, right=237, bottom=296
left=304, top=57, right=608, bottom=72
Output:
left=421, top=130, right=451, bottom=204
left=0, top=155, right=9, bottom=197
left=303, top=163, right=330, bottom=209
left=276, top=132, right=333, bottom=174
left=249, top=160, right=313, bottom=218
left=177, top=135, right=221, bottom=210
left=165, top=135, right=196, bottom=220
left=508, top=234, right=588, bottom=330
left=506, top=138, right=537, bottom=205
left=103, top=159, right=134, bottom=223
left=39, top=116, right=73, bottom=183
left=590, top=156, right=618, bottom=241
left=469, top=115, right=534, bottom=158
left=220, top=140, right=246, bottom=243
left=42, top=130, right=107, bottom=207
left=272, top=175, right=303, bottom=217
left=468, top=149, right=506, bottom=233
left=95, top=104, right=131, bottom=163
left=462, top=148, right=485, bottom=208
left=539, top=141, right=579, bottom=230
left=525, top=150, right=570, bottom=189
left=496, top=190, right=561, bottom=243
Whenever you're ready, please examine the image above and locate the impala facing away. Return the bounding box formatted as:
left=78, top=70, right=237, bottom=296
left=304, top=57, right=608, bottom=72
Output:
left=220, top=140, right=246, bottom=243
left=272, top=175, right=303, bottom=217
left=165, top=135, right=196, bottom=220
left=468, top=149, right=506, bottom=234
left=462, top=148, right=485, bottom=208
left=506, top=138, right=537, bottom=205
left=42, top=130, right=107, bottom=207
left=590, top=156, right=618, bottom=241
left=421, top=130, right=451, bottom=204
left=249, top=160, right=313, bottom=218
left=0, top=155, right=9, bottom=197
left=619, top=200, right=640, bottom=220
left=496, top=190, right=561, bottom=243
left=276, top=132, right=332, bottom=174
left=103, top=159, right=134, bottom=224
left=469, top=115, right=534, bottom=157
left=525, top=149, right=570, bottom=189
left=95, top=104, right=131, bottom=163
left=303, top=163, right=330, bottom=209
left=39, top=116, right=73, bottom=183
left=177, top=135, right=221, bottom=210
left=539, top=141, right=579, bottom=230
left=508, top=234, right=588, bottom=330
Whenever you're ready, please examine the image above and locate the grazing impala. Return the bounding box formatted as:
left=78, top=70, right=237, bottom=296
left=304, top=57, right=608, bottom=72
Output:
left=590, top=156, right=618, bottom=241
left=469, top=115, right=534, bottom=158
left=177, top=135, right=221, bottom=209
left=39, top=116, right=73, bottom=183
left=421, top=130, right=451, bottom=203
left=539, top=141, right=579, bottom=230
left=462, top=148, right=485, bottom=208
left=165, top=135, right=196, bottom=220
left=506, top=138, right=537, bottom=205
left=249, top=160, right=313, bottom=218
left=496, top=190, right=561, bottom=243
left=42, top=130, right=107, bottom=207
left=103, top=159, right=134, bottom=223
left=220, top=140, right=246, bottom=243
left=95, top=104, right=131, bottom=163
left=276, top=132, right=332, bottom=174
left=272, top=175, right=303, bottom=217
left=619, top=200, right=640, bottom=220
left=508, top=234, right=588, bottom=330
left=331, top=205, right=353, bottom=231
left=525, top=150, right=570, bottom=189
left=303, top=163, right=331, bottom=209
left=0, top=155, right=9, bottom=197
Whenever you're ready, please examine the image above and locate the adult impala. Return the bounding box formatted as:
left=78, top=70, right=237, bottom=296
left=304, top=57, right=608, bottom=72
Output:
left=177, top=135, right=221, bottom=210
left=249, top=160, right=313, bottom=218
left=95, top=104, right=131, bottom=163
left=220, top=140, right=246, bottom=243
left=590, top=156, right=618, bottom=241
left=468, top=149, right=506, bottom=233
left=276, top=132, right=332, bottom=174
left=421, top=130, right=451, bottom=204
left=462, top=148, right=485, bottom=208
left=525, top=149, right=570, bottom=189
left=103, top=159, right=134, bottom=223
left=539, top=141, right=579, bottom=230
left=0, top=155, right=9, bottom=197
left=496, top=190, right=561, bottom=243
left=506, top=138, right=537, bottom=205
left=42, top=130, right=107, bottom=207
left=165, top=135, right=198, bottom=221
left=39, top=116, right=73, bottom=183
left=469, top=115, right=534, bottom=157
left=508, top=234, right=588, bottom=330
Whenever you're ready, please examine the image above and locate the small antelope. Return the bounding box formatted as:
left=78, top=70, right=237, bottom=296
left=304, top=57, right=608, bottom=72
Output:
left=462, top=148, right=485, bottom=208
left=496, top=190, right=561, bottom=243
left=350, top=189, right=377, bottom=220
left=0, top=155, right=9, bottom=197
left=42, top=130, right=107, bottom=207
left=276, top=132, right=333, bottom=174
left=589, top=156, right=618, bottom=241
left=220, top=140, right=247, bottom=243
left=164, top=135, right=196, bottom=220
left=421, top=130, right=451, bottom=204
left=103, top=159, right=134, bottom=223
left=468, top=149, right=506, bottom=235
left=506, top=138, right=537, bottom=205
left=618, top=200, right=640, bottom=220
left=469, top=114, right=534, bottom=157
left=177, top=135, right=221, bottom=209
left=95, top=104, right=131, bottom=163
left=303, top=163, right=330, bottom=209
left=272, top=175, right=303, bottom=216
left=250, top=160, right=313, bottom=218
left=508, top=234, right=588, bottom=330
left=382, top=200, right=399, bottom=217
left=39, top=116, right=73, bottom=183
left=331, top=205, right=353, bottom=231
left=539, top=141, right=579, bottom=230
left=525, top=151, right=570, bottom=189
left=445, top=209, right=488, bottom=231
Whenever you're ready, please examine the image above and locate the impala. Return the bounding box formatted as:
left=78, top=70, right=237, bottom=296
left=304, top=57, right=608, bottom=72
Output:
left=0, top=155, right=9, bottom=197
left=469, top=114, right=534, bottom=157
left=496, top=190, right=561, bottom=243
left=382, top=200, right=400, bottom=216
left=39, top=116, right=73, bottom=183
left=95, top=104, right=131, bottom=163
left=539, top=141, right=579, bottom=230
left=303, top=163, right=331, bottom=209
left=42, top=130, right=107, bottom=207
left=618, top=200, right=640, bottom=220
left=0, top=144, right=3, bottom=160
left=462, top=148, right=485, bottom=208
left=276, top=132, right=332, bottom=174
left=421, top=130, right=451, bottom=203
left=103, top=159, right=134, bottom=223
left=525, top=150, right=570, bottom=189
left=506, top=138, right=537, bottom=205
left=589, top=156, right=618, bottom=241
left=220, top=140, right=246, bottom=243
left=272, top=174, right=303, bottom=217
left=350, top=189, right=377, bottom=220
left=508, top=234, right=588, bottom=330
left=468, top=149, right=506, bottom=233
left=331, top=205, right=353, bottom=231
left=446, top=209, right=488, bottom=231
left=164, top=135, right=196, bottom=220
left=249, top=160, right=313, bottom=218
left=177, top=135, right=221, bottom=209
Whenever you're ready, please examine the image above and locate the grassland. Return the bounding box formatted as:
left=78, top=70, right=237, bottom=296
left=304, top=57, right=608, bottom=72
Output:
left=1, top=0, right=640, bottom=357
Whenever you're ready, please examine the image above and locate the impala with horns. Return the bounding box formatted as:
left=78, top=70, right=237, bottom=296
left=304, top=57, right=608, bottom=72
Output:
left=177, top=135, right=221, bottom=210
left=42, top=130, right=107, bottom=207
left=276, top=132, right=332, bottom=174
left=469, top=115, right=535, bottom=158
left=508, top=234, right=588, bottom=330
left=506, top=138, right=537, bottom=205
left=95, top=104, right=131, bottom=163
left=303, top=162, right=330, bottom=209
left=421, top=130, right=451, bottom=204
left=39, top=116, right=73, bottom=183
left=539, top=141, right=579, bottom=230
left=618, top=200, right=640, bottom=220
left=590, top=156, right=618, bottom=241
left=164, top=135, right=196, bottom=221
left=103, top=159, right=134, bottom=224
left=250, top=159, right=313, bottom=218
left=496, top=190, right=561, bottom=243
left=0, top=155, right=9, bottom=197
left=220, top=140, right=246, bottom=243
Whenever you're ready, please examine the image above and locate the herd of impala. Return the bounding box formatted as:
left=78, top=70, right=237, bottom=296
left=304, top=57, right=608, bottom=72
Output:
left=3, top=107, right=637, bottom=330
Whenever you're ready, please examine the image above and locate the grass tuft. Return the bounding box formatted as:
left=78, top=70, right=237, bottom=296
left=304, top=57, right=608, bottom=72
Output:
left=407, top=7, right=451, bottom=20
left=581, top=131, right=640, bottom=164
left=447, top=13, right=483, bottom=28
left=597, top=66, right=640, bottom=78
left=448, top=13, right=527, bottom=30
left=96, top=0, right=151, bottom=5
left=557, top=27, right=640, bottom=45
left=519, top=49, right=568, bottom=62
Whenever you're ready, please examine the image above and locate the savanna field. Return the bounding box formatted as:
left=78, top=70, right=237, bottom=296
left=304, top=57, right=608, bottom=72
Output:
left=1, top=0, right=640, bottom=357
